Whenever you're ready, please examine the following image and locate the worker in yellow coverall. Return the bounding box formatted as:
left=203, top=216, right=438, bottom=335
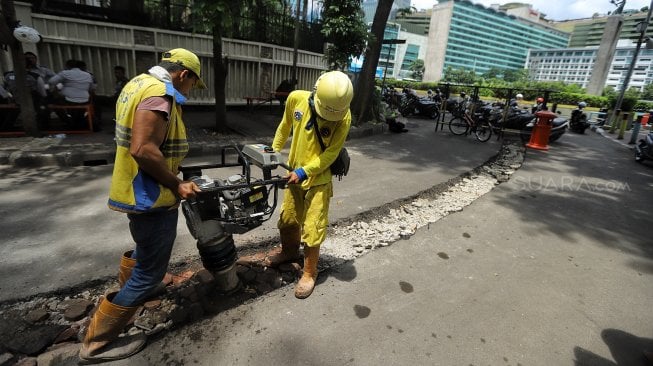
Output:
left=240, top=71, right=352, bottom=299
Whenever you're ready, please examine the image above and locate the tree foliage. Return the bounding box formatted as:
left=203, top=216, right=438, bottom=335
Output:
left=408, top=59, right=425, bottom=80
left=321, top=0, right=368, bottom=70
left=641, top=82, right=653, bottom=100
left=605, top=86, right=641, bottom=111
left=396, top=6, right=417, bottom=17
left=441, top=66, right=477, bottom=85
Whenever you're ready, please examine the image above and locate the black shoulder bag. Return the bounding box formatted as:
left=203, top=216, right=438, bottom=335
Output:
left=309, top=99, right=350, bottom=181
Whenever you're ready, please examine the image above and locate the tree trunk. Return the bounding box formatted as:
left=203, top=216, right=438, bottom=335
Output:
left=0, top=0, right=41, bottom=137
left=227, top=2, right=244, bottom=39
left=254, top=0, right=266, bottom=43
left=213, top=23, right=229, bottom=133
left=350, top=0, right=393, bottom=126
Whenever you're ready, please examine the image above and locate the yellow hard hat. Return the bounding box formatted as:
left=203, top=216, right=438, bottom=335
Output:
left=161, top=48, right=207, bottom=89
left=313, top=71, right=353, bottom=121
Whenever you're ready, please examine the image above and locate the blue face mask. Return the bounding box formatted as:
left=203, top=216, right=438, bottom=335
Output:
left=164, top=81, right=187, bottom=105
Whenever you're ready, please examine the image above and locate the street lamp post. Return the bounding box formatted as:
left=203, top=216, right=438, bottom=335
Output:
left=380, top=38, right=406, bottom=89
left=609, top=0, right=653, bottom=133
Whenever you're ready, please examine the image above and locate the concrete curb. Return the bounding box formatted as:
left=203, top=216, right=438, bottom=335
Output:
left=1, top=122, right=387, bottom=168
left=592, top=126, right=635, bottom=150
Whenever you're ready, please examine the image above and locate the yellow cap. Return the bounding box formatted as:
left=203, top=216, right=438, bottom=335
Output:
left=313, top=71, right=353, bottom=121
left=161, top=48, right=207, bottom=89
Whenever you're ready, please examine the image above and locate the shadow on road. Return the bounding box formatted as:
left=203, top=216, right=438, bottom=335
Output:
left=489, top=133, right=653, bottom=270
left=574, top=328, right=653, bottom=366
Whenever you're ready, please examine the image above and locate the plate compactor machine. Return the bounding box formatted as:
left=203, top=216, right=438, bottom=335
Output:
left=179, top=144, right=289, bottom=292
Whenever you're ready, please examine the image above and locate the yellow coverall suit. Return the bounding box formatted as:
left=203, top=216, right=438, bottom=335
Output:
left=272, top=90, right=351, bottom=247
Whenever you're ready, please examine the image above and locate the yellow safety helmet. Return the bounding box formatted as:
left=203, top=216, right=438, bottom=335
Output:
left=313, top=71, right=353, bottom=121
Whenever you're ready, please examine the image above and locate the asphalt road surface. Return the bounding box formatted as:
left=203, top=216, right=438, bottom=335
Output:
left=0, top=117, right=500, bottom=302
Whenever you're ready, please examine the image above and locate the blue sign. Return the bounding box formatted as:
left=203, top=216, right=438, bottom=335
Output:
left=349, top=57, right=386, bottom=78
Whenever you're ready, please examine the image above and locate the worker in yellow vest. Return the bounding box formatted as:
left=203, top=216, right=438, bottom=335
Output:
left=79, top=48, right=205, bottom=363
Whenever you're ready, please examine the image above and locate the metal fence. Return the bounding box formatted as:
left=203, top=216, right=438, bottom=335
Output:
left=2, top=3, right=327, bottom=105
left=30, top=0, right=325, bottom=53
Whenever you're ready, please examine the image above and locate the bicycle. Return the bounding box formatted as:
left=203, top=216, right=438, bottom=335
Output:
left=448, top=108, right=492, bottom=142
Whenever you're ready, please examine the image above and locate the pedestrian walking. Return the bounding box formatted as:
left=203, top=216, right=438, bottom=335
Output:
left=239, top=71, right=353, bottom=299
left=79, top=48, right=205, bottom=363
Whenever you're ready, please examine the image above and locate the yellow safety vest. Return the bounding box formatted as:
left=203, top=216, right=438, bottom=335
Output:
left=108, top=73, right=189, bottom=213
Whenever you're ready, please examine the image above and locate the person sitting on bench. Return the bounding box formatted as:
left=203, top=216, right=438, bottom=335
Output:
left=48, top=59, right=96, bottom=130
left=275, top=78, right=297, bottom=106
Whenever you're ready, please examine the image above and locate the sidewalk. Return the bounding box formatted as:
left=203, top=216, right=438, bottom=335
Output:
left=0, top=105, right=385, bottom=167
left=591, top=122, right=651, bottom=149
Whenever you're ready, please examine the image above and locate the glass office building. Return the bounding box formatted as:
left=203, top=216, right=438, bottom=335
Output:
left=362, top=0, right=411, bottom=24
left=556, top=11, right=648, bottom=48
left=375, top=22, right=427, bottom=80
left=424, top=0, right=569, bottom=81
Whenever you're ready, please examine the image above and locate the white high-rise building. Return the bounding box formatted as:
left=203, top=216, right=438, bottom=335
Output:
left=526, top=39, right=653, bottom=92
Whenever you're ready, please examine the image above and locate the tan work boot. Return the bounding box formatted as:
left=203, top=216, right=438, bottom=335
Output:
left=118, top=250, right=136, bottom=288
left=238, top=227, right=301, bottom=267
left=79, top=292, right=146, bottom=364
left=295, top=245, right=319, bottom=299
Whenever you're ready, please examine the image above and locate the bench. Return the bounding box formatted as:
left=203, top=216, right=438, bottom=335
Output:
left=243, top=92, right=290, bottom=113
left=46, top=104, right=95, bottom=133
left=0, top=103, right=23, bottom=136
left=0, top=103, right=94, bottom=136
left=243, top=95, right=273, bottom=112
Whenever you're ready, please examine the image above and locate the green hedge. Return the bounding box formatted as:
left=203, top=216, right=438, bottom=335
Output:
left=375, top=78, right=653, bottom=111
left=547, top=92, right=607, bottom=108
left=634, top=101, right=653, bottom=112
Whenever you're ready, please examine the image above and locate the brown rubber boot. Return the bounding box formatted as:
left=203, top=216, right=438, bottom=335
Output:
left=78, top=292, right=146, bottom=364
left=119, top=250, right=170, bottom=297
left=238, top=227, right=301, bottom=267
left=295, top=245, right=319, bottom=299
left=118, top=250, right=136, bottom=288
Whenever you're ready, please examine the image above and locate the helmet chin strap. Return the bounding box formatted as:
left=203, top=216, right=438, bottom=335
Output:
left=306, top=92, right=318, bottom=130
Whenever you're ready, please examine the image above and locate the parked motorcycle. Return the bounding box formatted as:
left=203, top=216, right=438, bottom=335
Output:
left=492, top=105, right=568, bottom=143
left=521, top=114, right=569, bottom=143
left=569, top=102, right=590, bottom=134
left=635, top=131, right=653, bottom=163
left=398, top=88, right=440, bottom=119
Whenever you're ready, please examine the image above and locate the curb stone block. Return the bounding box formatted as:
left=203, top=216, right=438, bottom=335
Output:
left=0, top=150, right=11, bottom=165
left=10, top=151, right=58, bottom=167
left=54, top=151, right=83, bottom=167
left=81, top=149, right=114, bottom=165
